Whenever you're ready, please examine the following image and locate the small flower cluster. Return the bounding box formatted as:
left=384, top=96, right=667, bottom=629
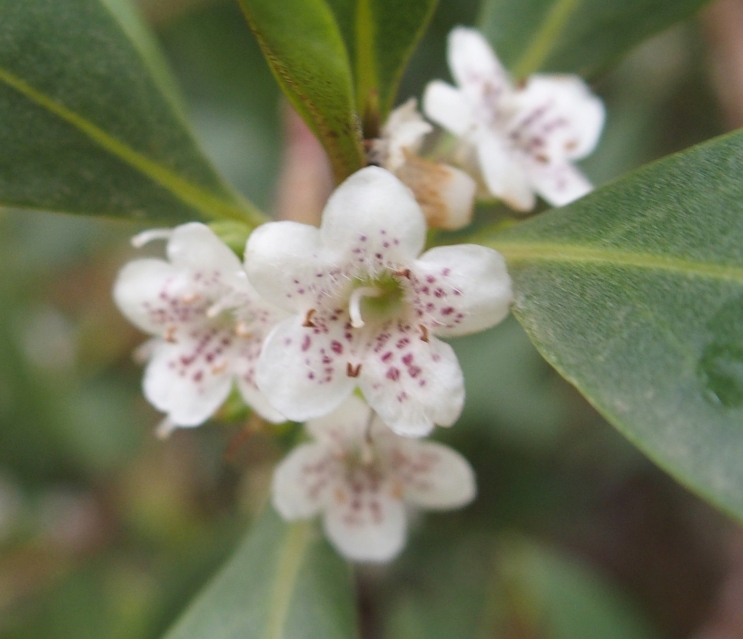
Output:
left=114, top=27, right=605, bottom=562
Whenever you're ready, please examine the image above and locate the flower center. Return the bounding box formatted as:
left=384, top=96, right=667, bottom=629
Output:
left=348, top=273, right=405, bottom=329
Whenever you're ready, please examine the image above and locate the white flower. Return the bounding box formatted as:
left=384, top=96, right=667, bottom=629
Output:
left=246, top=166, right=512, bottom=437
left=423, top=27, right=605, bottom=211
left=114, top=222, right=286, bottom=435
left=272, top=396, right=475, bottom=562
left=372, top=99, right=477, bottom=231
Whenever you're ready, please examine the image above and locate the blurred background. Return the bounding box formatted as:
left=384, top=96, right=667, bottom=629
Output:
left=1, top=0, right=743, bottom=637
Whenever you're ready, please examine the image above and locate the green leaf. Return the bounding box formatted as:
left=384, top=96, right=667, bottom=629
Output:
left=237, top=0, right=365, bottom=183
left=496, top=536, right=659, bottom=639
left=478, top=0, right=715, bottom=78
left=484, top=130, right=743, bottom=521
left=353, top=0, right=438, bottom=135
left=0, top=0, right=261, bottom=224
left=163, top=508, right=360, bottom=639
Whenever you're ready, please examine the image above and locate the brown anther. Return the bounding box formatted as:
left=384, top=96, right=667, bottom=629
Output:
left=347, top=362, right=362, bottom=377
left=181, top=292, right=200, bottom=304
left=516, top=78, right=528, bottom=90
left=303, top=308, right=317, bottom=328
left=536, top=153, right=550, bottom=164
left=211, top=362, right=228, bottom=375
left=164, top=326, right=178, bottom=343
left=419, top=325, right=429, bottom=342
left=334, top=487, right=347, bottom=504
left=234, top=321, right=253, bottom=339
left=565, top=139, right=578, bottom=152
left=391, top=481, right=405, bottom=499
left=395, top=268, right=412, bottom=280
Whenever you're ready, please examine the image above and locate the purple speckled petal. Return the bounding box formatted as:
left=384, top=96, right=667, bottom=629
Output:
left=143, top=328, right=236, bottom=426
left=320, top=167, right=426, bottom=272
left=389, top=440, right=476, bottom=509
left=412, top=244, right=511, bottom=338
left=256, top=312, right=358, bottom=421
left=359, top=323, right=464, bottom=436
left=272, top=442, right=338, bottom=519
left=323, top=476, right=406, bottom=562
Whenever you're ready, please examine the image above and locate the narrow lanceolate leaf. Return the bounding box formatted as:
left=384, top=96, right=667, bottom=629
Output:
left=354, top=0, right=438, bottom=135
left=163, top=508, right=360, bottom=639
left=0, top=0, right=262, bottom=224
left=238, top=0, right=365, bottom=183
left=478, top=0, right=715, bottom=78
left=483, top=130, right=743, bottom=522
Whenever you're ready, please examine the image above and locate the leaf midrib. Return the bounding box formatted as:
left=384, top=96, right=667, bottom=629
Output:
left=263, top=521, right=312, bottom=639
left=489, top=240, right=743, bottom=282
left=513, top=0, right=583, bottom=77
left=0, top=65, right=262, bottom=224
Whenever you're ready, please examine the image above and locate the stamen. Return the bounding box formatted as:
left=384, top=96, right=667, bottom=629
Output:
left=234, top=321, right=253, bottom=338
left=395, top=269, right=411, bottom=280
left=164, top=326, right=178, bottom=343
left=181, top=292, right=201, bottom=304
left=155, top=418, right=177, bottom=440
left=347, top=362, right=362, bottom=377
left=349, top=286, right=381, bottom=328
left=419, top=325, right=429, bottom=342
left=132, top=338, right=157, bottom=364
left=303, top=309, right=317, bottom=328
left=207, top=298, right=231, bottom=318
left=131, top=228, right=173, bottom=248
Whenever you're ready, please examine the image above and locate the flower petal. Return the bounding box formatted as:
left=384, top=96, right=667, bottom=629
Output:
left=396, top=440, right=476, bottom=509
left=233, top=336, right=286, bottom=423
left=512, top=74, right=605, bottom=162
left=113, top=258, right=210, bottom=337
left=395, top=154, right=477, bottom=231
left=413, top=244, right=512, bottom=338
left=447, top=27, right=510, bottom=107
left=320, top=167, right=426, bottom=269
left=166, top=223, right=246, bottom=291
left=422, top=80, right=474, bottom=137
left=305, top=395, right=372, bottom=443
left=528, top=160, right=593, bottom=207
left=256, top=314, right=356, bottom=422
left=245, top=221, right=325, bottom=313
left=272, top=442, right=337, bottom=519
left=476, top=134, right=535, bottom=211
left=323, top=488, right=406, bottom=562
left=143, top=333, right=234, bottom=426
left=382, top=98, right=433, bottom=172
left=360, top=326, right=464, bottom=436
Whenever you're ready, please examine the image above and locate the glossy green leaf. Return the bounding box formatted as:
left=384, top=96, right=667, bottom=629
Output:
left=237, top=0, right=365, bottom=183
left=163, top=508, right=360, bottom=639
left=484, top=130, right=743, bottom=521
left=0, top=0, right=261, bottom=224
left=478, top=0, right=715, bottom=78
left=351, top=0, right=438, bottom=134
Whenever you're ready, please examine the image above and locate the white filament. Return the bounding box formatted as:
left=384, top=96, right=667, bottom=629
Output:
left=131, top=228, right=173, bottom=248
left=349, top=286, right=381, bottom=328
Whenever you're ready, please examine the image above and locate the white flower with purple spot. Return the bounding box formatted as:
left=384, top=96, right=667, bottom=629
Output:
left=114, top=222, right=286, bottom=436
left=272, top=396, right=476, bottom=562
left=246, top=166, right=512, bottom=437
left=423, top=27, right=605, bottom=211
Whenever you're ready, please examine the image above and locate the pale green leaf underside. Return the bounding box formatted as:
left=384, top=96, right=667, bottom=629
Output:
left=479, top=0, right=715, bottom=77
left=485, top=130, right=743, bottom=522
left=0, top=0, right=260, bottom=224
left=163, top=508, right=359, bottom=639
